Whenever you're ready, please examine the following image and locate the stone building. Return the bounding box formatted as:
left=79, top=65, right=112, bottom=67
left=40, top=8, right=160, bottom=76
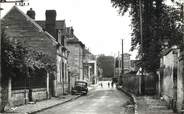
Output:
left=65, top=27, right=85, bottom=85
left=114, top=53, right=131, bottom=78
left=123, top=53, right=131, bottom=73
left=36, top=10, right=69, bottom=96
left=0, top=6, right=69, bottom=110
left=83, top=48, right=97, bottom=84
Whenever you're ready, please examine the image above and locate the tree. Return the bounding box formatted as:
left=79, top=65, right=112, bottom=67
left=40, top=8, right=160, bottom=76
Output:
left=1, top=28, right=57, bottom=110
left=97, top=55, right=114, bottom=78
left=111, top=0, right=183, bottom=73
left=1, top=29, right=56, bottom=79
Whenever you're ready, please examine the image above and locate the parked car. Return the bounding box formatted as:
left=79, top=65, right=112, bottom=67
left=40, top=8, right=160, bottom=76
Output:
left=71, top=80, right=88, bottom=95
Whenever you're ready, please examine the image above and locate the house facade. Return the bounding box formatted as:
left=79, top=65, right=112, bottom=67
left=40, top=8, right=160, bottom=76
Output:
left=0, top=6, right=69, bottom=110
left=65, top=27, right=85, bottom=84
left=36, top=10, right=69, bottom=96
left=158, top=47, right=183, bottom=112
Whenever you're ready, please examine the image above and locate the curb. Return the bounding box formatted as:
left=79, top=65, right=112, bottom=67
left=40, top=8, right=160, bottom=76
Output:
left=117, top=87, right=138, bottom=114
left=29, top=84, right=98, bottom=114
left=28, top=95, right=81, bottom=114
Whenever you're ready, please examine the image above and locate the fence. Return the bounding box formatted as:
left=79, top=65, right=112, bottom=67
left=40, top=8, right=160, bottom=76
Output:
left=122, top=73, right=157, bottom=95
left=122, top=74, right=139, bottom=95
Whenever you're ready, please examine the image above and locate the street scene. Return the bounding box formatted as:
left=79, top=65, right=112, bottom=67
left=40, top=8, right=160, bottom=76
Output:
left=0, top=0, right=183, bottom=114
left=35, top=81, right=133, bottom=114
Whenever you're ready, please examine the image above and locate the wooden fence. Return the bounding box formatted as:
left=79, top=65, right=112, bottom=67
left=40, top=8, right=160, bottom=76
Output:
left=122, top=73, right=157, bottom=95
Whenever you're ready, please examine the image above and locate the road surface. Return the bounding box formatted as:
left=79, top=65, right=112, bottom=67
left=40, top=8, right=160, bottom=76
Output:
left=36, top=81, right=133, bottom=114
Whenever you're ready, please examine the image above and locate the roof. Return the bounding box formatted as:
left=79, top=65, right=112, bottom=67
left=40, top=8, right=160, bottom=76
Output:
left=36, top=20, right=66, bottom=30
left=2, top=6, right=58, bottom=57
left=67, top=35, right=85, bottom=48
left=84, top=48, right=91, bottom=55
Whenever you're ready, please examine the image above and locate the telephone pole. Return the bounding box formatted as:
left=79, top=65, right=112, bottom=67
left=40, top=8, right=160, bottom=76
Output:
left=0, top=0, right=28, bottom=111
left=119, top=39, right=124, bottom=85
left=139, top=0, right=143, bottom=95
left=121, top=39, right=124, bottom=75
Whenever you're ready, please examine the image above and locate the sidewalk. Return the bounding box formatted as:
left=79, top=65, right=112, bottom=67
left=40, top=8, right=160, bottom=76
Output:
left=1, top=95, right=80, bottom=114
left=136, top=96, right=176, bottom=114
left=118, top=87, right=176, bottom=114
left=1, top=84, right=97, bottom=114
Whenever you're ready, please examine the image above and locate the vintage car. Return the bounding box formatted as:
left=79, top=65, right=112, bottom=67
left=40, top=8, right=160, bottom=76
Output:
left=71, top=80, right=88, bottom=95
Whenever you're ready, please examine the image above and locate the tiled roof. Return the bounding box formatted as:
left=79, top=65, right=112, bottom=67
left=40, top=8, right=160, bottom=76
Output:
left=2, top=6, right=58, bottom=58
left=36, top=20, right=66, bottom=30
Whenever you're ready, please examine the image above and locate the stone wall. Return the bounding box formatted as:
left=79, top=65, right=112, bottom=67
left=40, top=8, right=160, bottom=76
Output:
left=177, top=56, right=184, bottom=111
left=11, top=88, right=48, bottom=106
left=32, top=88, right=47, bottom=102
left=12, top=89, right=29, bottom=106
left=66, top=43, right=83, bottom=80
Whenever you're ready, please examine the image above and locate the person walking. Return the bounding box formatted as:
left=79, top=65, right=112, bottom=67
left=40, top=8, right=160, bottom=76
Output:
left=108, top=82, right=110, bottom=88
left=101, top=83, right=103, bottom=88
left=111, top=81, right=114, bottom=88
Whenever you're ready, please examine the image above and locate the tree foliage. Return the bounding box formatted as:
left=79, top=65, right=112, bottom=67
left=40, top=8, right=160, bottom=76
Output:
left=111, top=0, right=183, bottom=73
left=97, top=55, right=114, bottom=77
left=2, top=30, right=56, bottom=78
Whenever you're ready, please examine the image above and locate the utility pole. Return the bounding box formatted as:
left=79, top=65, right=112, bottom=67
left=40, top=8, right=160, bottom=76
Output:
left=0, top=0, right=28, bottom=111
left=120, top=39, right=124, bottom=85
left=139, top=0, right=143, bottom=95
left=121, top=39, right=124, bottom=75
left=113, top=53, right=115, bottom=78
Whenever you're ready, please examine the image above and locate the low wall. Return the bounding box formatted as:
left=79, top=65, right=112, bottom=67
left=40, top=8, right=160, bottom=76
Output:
left=12, top=89, right=29, bottom=106
left=32, top=88, right=47, bottom=102
left=12, top=88, right=47, bottom=106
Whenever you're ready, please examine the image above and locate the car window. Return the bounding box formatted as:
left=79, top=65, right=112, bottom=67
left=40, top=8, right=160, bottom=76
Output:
left=75, top=82, right=87, bottom=86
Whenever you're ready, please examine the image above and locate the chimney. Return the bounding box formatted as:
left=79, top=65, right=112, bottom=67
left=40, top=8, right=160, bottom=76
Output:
left=27, top=8, right=35, bottom=19
left=45, top=10, right=57, bottom=39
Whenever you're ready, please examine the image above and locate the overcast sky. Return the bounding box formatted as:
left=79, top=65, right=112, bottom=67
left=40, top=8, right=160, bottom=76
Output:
left=1, top=0, right=137, bottom=59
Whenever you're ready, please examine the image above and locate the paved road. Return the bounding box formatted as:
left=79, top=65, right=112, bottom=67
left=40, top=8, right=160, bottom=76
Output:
left=36, top=81, right=133, bottom=114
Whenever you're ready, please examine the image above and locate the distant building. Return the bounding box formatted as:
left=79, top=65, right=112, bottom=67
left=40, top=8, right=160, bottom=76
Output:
left=83, top=48, right=97, bottom=84
left=114, top=53, right=131, bottom=78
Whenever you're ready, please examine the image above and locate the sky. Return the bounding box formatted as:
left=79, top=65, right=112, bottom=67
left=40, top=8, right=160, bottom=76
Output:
left=1, top=0, right=137, bottom=59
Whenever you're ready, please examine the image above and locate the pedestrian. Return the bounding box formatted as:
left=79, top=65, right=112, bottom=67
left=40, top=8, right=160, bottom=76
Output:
left=111, top=81, right=114, bottom=88
left=101, top=83, right=103, bottom=88
left=108, top=82, right=110, bottom=88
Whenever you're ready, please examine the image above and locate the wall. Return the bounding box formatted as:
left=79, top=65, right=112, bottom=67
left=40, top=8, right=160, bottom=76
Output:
left=162, top=51, right=175, bottom=104
left=11, top=89, right=29, bottom=106
left=32, top=88, right=47, bottom=101
left=66, top=43, right=83, bottom=80
left=177, top=54, right=184, bottom=111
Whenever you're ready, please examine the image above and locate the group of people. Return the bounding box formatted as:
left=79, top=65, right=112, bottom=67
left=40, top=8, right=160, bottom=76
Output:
left=100, top=81, right=114, bottom=88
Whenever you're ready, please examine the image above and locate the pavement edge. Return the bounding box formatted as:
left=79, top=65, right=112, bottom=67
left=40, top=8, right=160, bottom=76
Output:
left=117, top=87, right=138, bottom=114
left=28, top=95, right=81, bottom=114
